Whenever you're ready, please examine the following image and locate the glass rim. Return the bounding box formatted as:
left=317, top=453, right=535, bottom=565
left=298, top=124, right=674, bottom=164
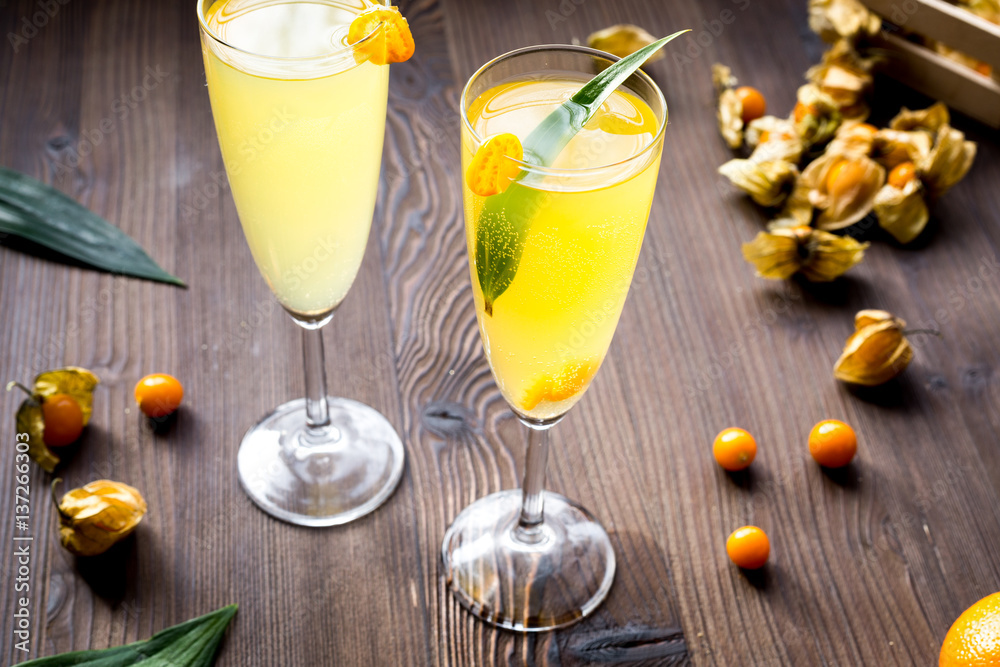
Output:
left=196, top=0, right=384, bottom=63
left=460, top=43, right=668, bottom=177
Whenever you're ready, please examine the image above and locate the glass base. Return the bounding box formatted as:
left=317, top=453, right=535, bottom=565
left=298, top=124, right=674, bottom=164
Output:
left=237, top=397, right=404, bottom=527
left=442, top=489, right=615, bottom=631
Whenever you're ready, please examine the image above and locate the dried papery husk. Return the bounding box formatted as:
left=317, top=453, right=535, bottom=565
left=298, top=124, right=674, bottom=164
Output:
left=889, top=102, right=950, bottom=135
left=588, top=24, right=666, bottom=62
left=874, top=179, right=930, bottom=243
left=712, top=63, right=738, bottom=91
left=809, top=0, right=882, bottom=43
left=794, top=84, right=842, bottom=148
left=713, top=64, right=744, bottom=148
left=776, top=176, right=815, bottom=226
left=12, top=398, right=53, bottom=471
left=828, top=121, right=878, bottom=158
left=805, top=40, right=875, bottom=118
left=918, top=124, right=977, bottom=198
left=34, top=367, right=98, bottom=425
left=800, top=152, right=885, bottom=230
left=767, top=216, right=805, bottom=230
left=834, top=309, right=913, bottom=385
left=799, top=228, right=870, bottom=281
left=7, top=367, right=99, bottom=472
left=929, top=40, right=992, bottom=74
left=747, top=116, right=805, bottom=164
left=719, top=159, right=800, bottom=207
left=742, top=226, right=869, bottom=281
left=718, top=89, right=745, bottom=149
left=54, top=478, right=147, bottom=556
left=960, top=0, right=1000, bottom=23
left=742, top=227, right=805, bottom=280
left=872, top=128, right=932, bottom=169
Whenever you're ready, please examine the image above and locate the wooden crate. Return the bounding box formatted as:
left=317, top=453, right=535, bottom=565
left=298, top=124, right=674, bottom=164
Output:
left=859, top=0, right=1000, bottom=127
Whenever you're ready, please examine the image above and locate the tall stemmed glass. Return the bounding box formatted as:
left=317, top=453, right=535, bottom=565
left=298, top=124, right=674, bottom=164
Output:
left=443, top=45, right=667, bottom=630
left=198, top=0, right=404, bottom=526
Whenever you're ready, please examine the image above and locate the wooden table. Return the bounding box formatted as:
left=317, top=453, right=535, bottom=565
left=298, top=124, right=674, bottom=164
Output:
left=2, top=0, right=999, bottom=664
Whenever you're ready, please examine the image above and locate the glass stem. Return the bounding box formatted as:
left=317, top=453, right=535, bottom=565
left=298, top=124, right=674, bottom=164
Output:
left=515, top=421, right=553, bottom=543
left=301, top=326, right=330, bottom=433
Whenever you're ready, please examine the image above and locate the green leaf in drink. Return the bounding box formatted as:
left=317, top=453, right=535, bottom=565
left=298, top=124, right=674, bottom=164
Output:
left=473, top=30, right=688, bottom=316
left=16, top=604, right=236, bottom=666
left=0, top=166, right=185, bottom=286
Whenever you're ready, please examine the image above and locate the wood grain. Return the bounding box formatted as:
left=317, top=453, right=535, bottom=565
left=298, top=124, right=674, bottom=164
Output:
left=2, top=0, right=999, bottom=665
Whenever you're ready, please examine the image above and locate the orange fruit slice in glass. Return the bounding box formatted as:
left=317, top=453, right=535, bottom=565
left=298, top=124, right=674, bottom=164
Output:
left=466, top=133, right=523, bottom=198
left=348, top=6, right=415, bottom=66
left=520, top=359, right=599, bottom=412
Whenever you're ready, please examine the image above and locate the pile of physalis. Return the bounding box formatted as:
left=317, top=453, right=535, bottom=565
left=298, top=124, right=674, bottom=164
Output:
left=713, top=0, right=977, bottom=284
left=9, top=367, right=149, bottom=557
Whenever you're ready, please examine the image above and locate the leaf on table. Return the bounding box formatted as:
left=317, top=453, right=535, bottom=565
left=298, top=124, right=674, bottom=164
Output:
left=17, top=604, right=237, bottom=666
left=0, top=166, right=185, bottom=286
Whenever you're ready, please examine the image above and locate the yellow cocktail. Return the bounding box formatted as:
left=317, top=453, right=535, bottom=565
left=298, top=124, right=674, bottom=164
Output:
left=202, top=0, right=388, bottom=318
left=199, top=0, right=410, bottom=527
left=444, top=44, right=670, bottom=632
left=462, top=79, right=662, bottom=420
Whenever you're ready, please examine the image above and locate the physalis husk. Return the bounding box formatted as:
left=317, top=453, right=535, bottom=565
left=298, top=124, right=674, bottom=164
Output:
left=713, top=63, right=745, bottom=149
left=587, top=24, right=665, bottom=63
left=808, top=0, right=881, bottom=45
left=742, top=225, right=868, bottom=281
left=874, top=178, right=929, bottom=243
left=833, top=310, right=913, bottom=385
left=719, top=159, right=799, bottom=208
left=804, top=39, right=875, bottom=119
left=53, top=478, right=147, bottom=557
left=7, top=367, right=99, bottom=472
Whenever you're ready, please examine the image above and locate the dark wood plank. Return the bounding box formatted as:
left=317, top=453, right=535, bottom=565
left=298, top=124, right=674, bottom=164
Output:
left=1, top=0, right=430, bottom=664
left=2, top=0, right=999, bottom=665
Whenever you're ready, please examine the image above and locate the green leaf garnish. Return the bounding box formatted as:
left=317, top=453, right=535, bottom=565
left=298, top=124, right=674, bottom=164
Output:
left=17, top=604, right=236, bottom=666
left=474, top=30, right=687, bottom=315
left=0, top=166, right=185, bottom=286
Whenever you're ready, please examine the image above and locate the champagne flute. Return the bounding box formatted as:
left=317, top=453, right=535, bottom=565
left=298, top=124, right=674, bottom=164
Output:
left=198, top=0, right=404, bottom=526
left=443, top=45, right=667, bottom=630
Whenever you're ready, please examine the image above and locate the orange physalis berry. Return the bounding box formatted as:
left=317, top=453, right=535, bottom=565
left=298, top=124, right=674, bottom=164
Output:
left=793, top=101, right=816, bottom=123
left=135, top=373, right=184, bottom=418
left=808, top=419, right=857, bottom=468
left=347, top=6, right=415, bottom=66
left=42, top=394, right=84, bottom=447
left=726, top=526, right=770, bottom=569
left=887, top=161, right=918, bottom=189
left=734, top=86, right=766, bottom=124
left=825, top=159, right=868, bottom=199
left=465, top=133, right=523, bottom=198
left=713, top=427, right=757, bottom=471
